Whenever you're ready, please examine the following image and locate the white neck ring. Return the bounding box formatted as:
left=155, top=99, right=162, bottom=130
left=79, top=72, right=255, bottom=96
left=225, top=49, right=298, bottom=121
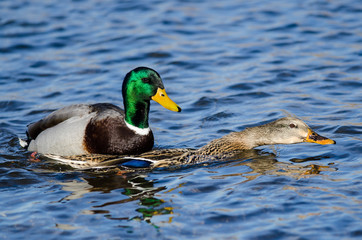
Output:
left=125, top=121, right=150, bottom=136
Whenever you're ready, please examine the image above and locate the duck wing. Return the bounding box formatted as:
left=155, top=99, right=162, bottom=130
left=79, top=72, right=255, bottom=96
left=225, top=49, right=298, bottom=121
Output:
left=42, top=148, right=196, bottom=169
left=27, top=104, right=92, bottom=139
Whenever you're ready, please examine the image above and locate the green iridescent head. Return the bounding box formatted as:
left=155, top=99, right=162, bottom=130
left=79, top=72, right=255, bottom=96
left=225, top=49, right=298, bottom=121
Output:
left=122, top=67, right=181, bottom=128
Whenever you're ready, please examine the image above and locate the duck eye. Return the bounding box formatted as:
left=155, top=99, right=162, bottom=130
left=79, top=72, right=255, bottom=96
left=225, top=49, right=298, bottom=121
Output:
left=142, top=78, right=150, bottom=83
left=289, top=123, right=296, bottom=128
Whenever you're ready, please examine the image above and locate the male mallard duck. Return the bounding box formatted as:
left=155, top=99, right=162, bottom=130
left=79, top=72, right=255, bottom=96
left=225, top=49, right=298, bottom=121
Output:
left=43, top=117, right=335, bottom=169
left=20, top=67, right=181, bottom=156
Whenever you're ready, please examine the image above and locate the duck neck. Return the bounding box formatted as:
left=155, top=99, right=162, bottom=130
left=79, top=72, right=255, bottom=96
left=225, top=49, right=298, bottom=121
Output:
left=198, top=124, right=274, bottom=155
left=124, top=99, right=150, bottom=129
left=236, top=125, right=274, bottom=148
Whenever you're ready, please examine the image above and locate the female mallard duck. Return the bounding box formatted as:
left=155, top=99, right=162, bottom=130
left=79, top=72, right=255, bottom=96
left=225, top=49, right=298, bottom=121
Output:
left=20, top=67, right=181, bottom=156
left=43, top=117, right=335, bottom=169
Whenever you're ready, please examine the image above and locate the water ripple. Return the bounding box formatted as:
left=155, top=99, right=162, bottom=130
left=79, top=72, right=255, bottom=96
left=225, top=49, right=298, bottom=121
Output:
left=0, top=0, right=361, bottom=239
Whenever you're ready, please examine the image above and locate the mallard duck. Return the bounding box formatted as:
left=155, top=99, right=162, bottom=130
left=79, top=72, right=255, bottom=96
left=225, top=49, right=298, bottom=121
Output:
left=42, top=117, right=335, bottom=169
left=20, top=67, right=181, bottom=156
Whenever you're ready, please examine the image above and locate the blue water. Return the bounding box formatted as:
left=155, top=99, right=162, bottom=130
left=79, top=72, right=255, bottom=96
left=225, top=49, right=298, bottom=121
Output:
left=1, top=0, right=361, bottom=239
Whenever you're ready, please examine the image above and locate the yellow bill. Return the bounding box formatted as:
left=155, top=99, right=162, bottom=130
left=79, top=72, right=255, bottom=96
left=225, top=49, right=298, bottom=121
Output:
left=151, top=88, right=181, bottom=112
left=304, top=128, right=336, bottom=145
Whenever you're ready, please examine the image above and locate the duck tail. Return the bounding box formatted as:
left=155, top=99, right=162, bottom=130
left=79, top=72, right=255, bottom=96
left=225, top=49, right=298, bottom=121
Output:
left=19, top=137, right=29, bottom=149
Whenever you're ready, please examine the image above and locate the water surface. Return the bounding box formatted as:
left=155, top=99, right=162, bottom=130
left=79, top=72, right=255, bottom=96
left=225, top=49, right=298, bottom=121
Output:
left=0, top=0, right=361, bottom=239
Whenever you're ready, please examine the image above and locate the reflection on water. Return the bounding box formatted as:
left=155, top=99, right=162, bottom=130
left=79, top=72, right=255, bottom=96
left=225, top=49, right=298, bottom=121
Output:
left=56, top=172, right=172, bottom=230
left=51, top=151, right=337, bottom=230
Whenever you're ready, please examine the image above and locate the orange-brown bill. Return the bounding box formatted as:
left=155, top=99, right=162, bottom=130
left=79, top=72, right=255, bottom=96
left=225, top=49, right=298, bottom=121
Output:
left=304, top=128, right=336, bottom=145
